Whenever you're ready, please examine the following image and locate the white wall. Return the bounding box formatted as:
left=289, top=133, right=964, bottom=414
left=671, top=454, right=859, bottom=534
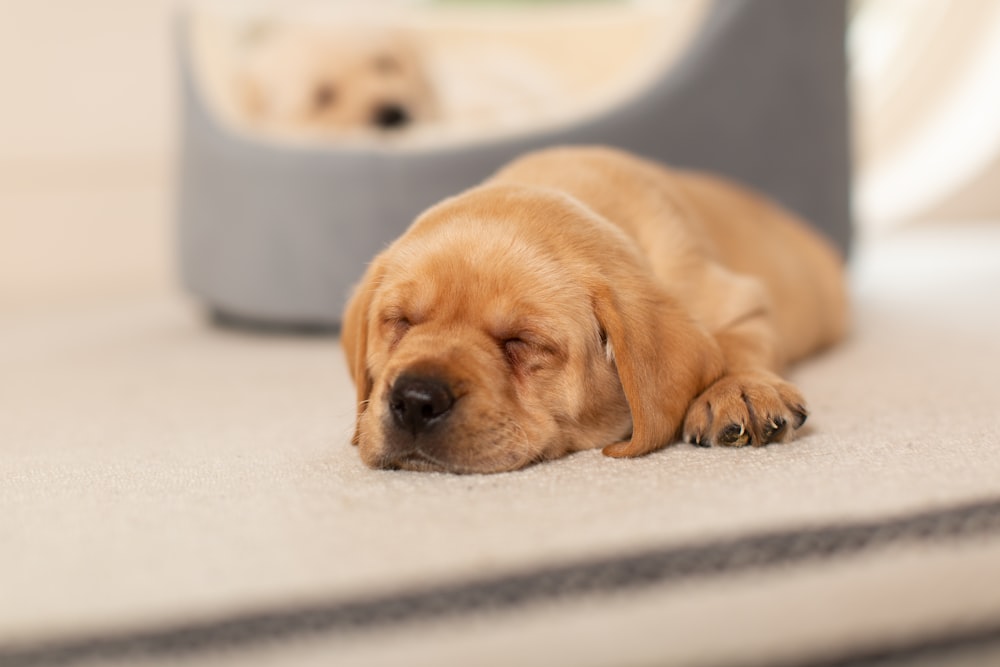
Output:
left=0, top=0, right=177, bottom=167
left=0, top=1, right=180, bottom=315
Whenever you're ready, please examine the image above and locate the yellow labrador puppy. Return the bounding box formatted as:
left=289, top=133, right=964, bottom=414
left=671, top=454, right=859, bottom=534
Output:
left=240, top=26, right=438, bottom=134
left=343, top=146, right=847, bottom=473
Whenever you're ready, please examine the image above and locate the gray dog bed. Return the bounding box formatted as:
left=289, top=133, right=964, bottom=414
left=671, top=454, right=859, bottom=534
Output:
left=177, top=0, right=850, bottom=328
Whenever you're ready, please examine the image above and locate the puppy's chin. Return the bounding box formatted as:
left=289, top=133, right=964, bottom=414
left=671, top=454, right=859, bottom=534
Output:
left=387, top=451, right=448, bottom=473
left=363, top=450, right=511, bottom=475
left=370, top=443, right=537, bottom=475
left=357, top=425, right=539, bottom=475
left=382, top=450, right=485, bottom=475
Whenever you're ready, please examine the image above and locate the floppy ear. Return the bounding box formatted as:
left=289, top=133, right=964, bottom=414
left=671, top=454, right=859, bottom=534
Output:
left=341, top=258, right=385, bottom=445
left=593, top=280, right=724, bottom=458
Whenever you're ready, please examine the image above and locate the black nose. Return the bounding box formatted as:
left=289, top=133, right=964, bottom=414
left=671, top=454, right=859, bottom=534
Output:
left=389, top=376, right=454, bottom=436
left=373, top=103, right=410, bottom=129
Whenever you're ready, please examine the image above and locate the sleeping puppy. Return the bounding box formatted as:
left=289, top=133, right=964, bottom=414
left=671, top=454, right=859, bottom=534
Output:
left=239, top=26, right=438, bottom=134
left=342, top=146, right=848, bottom=473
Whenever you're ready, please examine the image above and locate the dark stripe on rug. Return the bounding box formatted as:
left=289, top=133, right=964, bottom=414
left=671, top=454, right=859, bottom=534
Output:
left=732, top=618, right=1000, bottom=667
left=3, top=495, right=1000, bottom=667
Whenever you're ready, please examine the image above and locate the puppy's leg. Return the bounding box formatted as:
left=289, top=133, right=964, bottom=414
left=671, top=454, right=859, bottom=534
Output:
left=681, top=273, right=808, bottom=448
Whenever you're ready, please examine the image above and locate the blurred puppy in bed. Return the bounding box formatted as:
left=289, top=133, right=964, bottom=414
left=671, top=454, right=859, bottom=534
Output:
left=239, top=26, right=438, bottom=135
left=343, top=146, right=848, bottom=474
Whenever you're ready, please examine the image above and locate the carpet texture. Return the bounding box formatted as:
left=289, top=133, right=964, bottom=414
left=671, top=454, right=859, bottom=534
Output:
left=2, top=223, right=999, bottom=666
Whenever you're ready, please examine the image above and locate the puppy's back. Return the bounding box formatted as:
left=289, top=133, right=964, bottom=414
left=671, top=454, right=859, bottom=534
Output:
left=490, top=146, right=848, bottom=361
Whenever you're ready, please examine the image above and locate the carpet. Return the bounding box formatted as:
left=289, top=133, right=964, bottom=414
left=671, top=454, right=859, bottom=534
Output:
left=2, top=223, right=999, bottom=666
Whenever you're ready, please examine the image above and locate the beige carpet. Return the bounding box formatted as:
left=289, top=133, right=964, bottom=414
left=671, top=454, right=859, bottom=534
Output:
left=2, top=223, right=1000, bottom=666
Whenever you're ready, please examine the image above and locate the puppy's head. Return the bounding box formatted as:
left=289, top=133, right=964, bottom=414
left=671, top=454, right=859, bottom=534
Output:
left=342, top=186, right=721, bottom=473
left=240, top=27, right=438, bottom=133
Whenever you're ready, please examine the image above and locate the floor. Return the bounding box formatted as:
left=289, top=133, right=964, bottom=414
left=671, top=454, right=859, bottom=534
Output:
left=3, top=152, right=1000, bottom=663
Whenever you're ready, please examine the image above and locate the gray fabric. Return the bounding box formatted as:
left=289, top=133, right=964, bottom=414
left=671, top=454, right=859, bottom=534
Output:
left=177, top=0, right=851, bottom=326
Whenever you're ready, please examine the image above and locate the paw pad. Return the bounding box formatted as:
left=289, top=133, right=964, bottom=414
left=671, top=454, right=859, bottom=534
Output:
left=718, top=422, right=751, bottom=447
left=682, top=373, right=808, bottom=448
left=761, top=416, right=787, bottom=442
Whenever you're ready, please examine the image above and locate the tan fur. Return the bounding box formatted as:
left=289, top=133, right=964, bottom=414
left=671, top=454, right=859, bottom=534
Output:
left=342, top=146, right=848, bottom=473
left=239, top=27, right=438, bottom=133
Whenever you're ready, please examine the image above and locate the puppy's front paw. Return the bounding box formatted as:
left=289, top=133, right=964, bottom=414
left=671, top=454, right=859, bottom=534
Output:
left=682, top=373, right=808, bottom=447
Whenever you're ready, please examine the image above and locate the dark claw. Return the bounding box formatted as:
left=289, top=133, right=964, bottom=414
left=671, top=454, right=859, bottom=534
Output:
left=719, top=423, right=751, bottom=447
left=792, top=405, right=809, bottom=428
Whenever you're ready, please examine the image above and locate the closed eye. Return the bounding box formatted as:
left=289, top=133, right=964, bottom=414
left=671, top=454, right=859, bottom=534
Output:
left=499, top=334, right=562, bottom=373
left=373, top=54, right=400, bottom=74
left=384, top=316, right=411, bottom=349
left=314, top=84, right=337, bottom=109
left=502, top=337, right=530, bottom=365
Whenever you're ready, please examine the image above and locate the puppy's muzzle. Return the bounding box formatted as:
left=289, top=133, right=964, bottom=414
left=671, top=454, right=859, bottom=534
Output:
left=389, top=375, right=454, bottom=436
